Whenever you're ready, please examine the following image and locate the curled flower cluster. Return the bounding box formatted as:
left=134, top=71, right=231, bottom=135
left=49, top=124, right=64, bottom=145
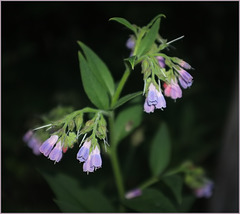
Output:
left=24, top=111, right=106, bottom=174
left=126, top=35, right=193, bottom=114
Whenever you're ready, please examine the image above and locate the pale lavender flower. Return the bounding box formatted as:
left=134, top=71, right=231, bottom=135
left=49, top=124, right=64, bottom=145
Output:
left=83, top=155, right=94, bottom=173
left=144, top=83, right=166, bottom=113
left=28, top=137, right=42, bottom=156
left=178, top=60, right=192, bottom=70
left=156, top=56, right=165, bottom=68
left=177, top=68, right=193, bottom=89
left=77, top=140, right=91, bottom=162
left=194, top=180, right=214, bottom=198
left=126, top=36, right=135, bottom=50
left=49, top=141, right=63, bottom=163
left=23, top=130, right=41, bottom=156
left=125, top=188, right=142, bottom=199
left=39, top=135, right=58, bottom=157
left=91, top=146, right=102, bottom=169
left=23, top=130, right=34, bottom=143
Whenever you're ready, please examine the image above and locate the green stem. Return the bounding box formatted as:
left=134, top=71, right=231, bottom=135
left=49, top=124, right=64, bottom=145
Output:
left=139, top=176, right=159, bottom=190
left=111, top=66, right=131, bottom=108
left=108, top=113, right=125, bottom=199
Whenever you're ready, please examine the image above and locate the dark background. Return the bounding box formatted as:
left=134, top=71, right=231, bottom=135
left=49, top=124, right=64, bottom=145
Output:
left=2, top=1, right=239, bottom=212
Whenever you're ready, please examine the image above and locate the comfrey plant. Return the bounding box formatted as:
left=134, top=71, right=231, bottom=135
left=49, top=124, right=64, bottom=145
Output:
left=23, top=15, right=212, bottom=212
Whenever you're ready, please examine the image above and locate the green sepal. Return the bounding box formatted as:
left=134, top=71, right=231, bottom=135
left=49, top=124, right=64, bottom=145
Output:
left=80, top=119, right=94, bottom=135
left=67, top=120, right=75, bottom=132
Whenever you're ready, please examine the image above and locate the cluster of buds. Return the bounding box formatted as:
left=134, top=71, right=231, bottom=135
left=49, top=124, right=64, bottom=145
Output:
left=126, top=35, right=193, bottom=114
left=181, top=162, right=214, bottom=198
left=23, top=110, right=108, bottom=173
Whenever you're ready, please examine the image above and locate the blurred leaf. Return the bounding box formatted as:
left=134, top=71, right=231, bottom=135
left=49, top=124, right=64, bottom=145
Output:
left=123, top=188, right=176, bottom=212
left=162, top=174, right=183, bottom=204
left=124, top=55, right=137, bottom=70
left=112, top=91, right=142, bottom=109
left=109, top=17, right=137, bottom=34
left=177, top=195, right=196, bottom=212
left=54, top=199, right=85, bottom=212
left=149, top=122, right=171, bottom=176
left=137, top=18, right=160, bottom=57
left=114, top=100, right=142, bottom=146
left=78, top=41, right=115, bottom=97
left=78, top=51, right=109, bottom=109
left=41, top=172, right=115, bottom=212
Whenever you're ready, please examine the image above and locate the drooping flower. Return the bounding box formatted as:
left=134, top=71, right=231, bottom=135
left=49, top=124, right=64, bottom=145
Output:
left=23, top=130, right=34, bottom=143
left=28, top=137, right=42, bottom=155
left=77, top=140, right=91, bottom=162
left=83, top=154, right=94, bottom=173
left=178, top=59, right=192, bottom=70
left=126, top=36, right=135, bottom=50
left=23, top=130, right=41, bottom=156
left=39, top=135, right=58, bottom=157
left=125, top=188, right=142, bottom=199
left=164, top=79, right=182, bottom=99
left=177, top=68, right=193, bottom=89
left=144, top=83, right=166, bottom=113
left=194, top=180, right=214, bottom=198
left=91, top=146, right=102, bottom=169
left=49, top=141, right=63, bottom=163
left=156, top=56, right=166, bottom=68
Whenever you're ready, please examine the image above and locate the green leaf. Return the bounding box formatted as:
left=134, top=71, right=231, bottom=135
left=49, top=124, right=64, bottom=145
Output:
left=78, top=41, right=115, bottom=97
left=112, top=91, right=142, bottom=109
left=123, top=188, right=176, bottom=212
left=147, top=14, right=166, bottom=28
left=177, top=195, right=196, bottom=212
left=149, top=122, right=171, bottom=176
left=137, top=18, right=160, bottom=57
left=78, top=51, right=109, bottom=109
left=162, top=175, right=183, bottom=204
left=124, top=55, right=137, bottom=70
left=114, top=99, right=142, bottom=146
left=41, top=172, right=115, bottom=212
left=109, top=17, right=137, bottom=34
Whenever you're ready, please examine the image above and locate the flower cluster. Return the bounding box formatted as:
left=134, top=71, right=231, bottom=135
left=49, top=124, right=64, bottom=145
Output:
left=77, top=140, right=102, bottom=173
left=24, top=111, right=107, bottom=173
left=126, top=34, right=193, bottom=114
left=194, top=179, right=214, bottom=198
left=181, top=162, right=214, bottom=198
left=39, top=135, right=63, bottom=163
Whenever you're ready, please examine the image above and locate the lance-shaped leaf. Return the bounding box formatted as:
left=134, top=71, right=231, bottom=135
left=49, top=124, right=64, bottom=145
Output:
left=114, top=99, right=142, bottom=146
left=78, top=51, right=109, bottom=109
left=109, top=17, right=137, bottom=34
left=149, top=122, right=171, bottom=176
left=136, top=18, right=160, bottom=57
left=124, top=55, right=137, bottom=70
left=78, top=41, right=115, bottom=97
left=112, top=91, right=142, bottom=109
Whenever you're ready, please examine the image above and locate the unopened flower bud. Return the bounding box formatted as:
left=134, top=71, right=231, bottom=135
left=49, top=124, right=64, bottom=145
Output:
left=75, top=113, right=83, bottom=131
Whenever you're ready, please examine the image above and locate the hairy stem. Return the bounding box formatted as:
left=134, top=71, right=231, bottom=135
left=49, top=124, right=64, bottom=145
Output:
left=111, top=66, right=131, bottom=108
left=108, top=112, right=125, bottom=199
